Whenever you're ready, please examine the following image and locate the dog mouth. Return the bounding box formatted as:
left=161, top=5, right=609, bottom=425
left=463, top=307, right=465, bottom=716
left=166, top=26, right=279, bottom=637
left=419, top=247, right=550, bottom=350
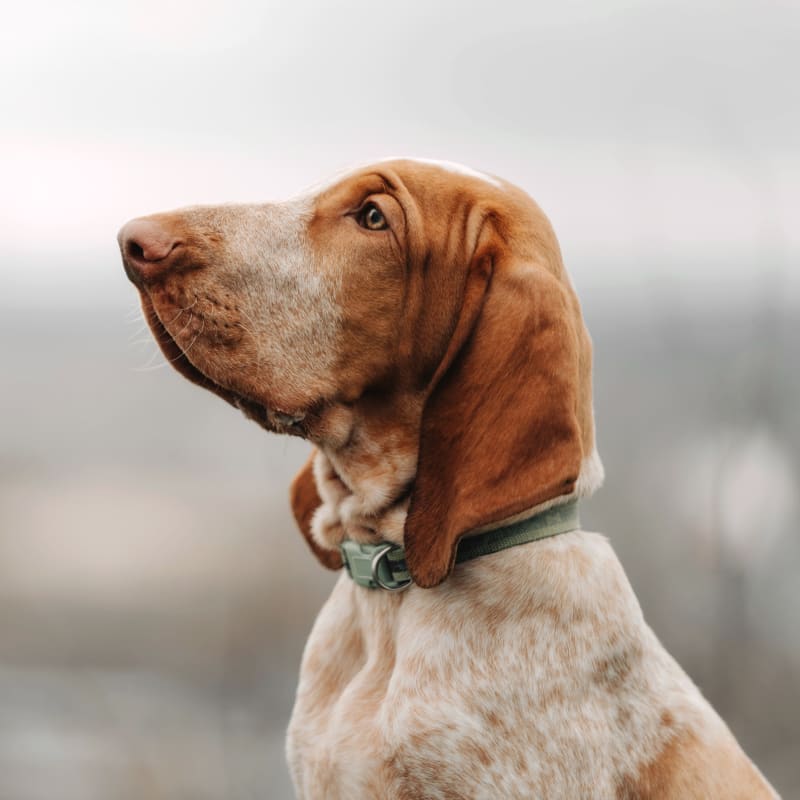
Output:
left=139, top=293, right=308, bottom=434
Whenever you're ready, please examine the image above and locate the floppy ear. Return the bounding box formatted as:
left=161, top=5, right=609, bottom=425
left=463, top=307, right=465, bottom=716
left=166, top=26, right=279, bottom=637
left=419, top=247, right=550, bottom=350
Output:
left=289, top=451, right=342, bottom=570
left=404, top=255, right=585, bottom=588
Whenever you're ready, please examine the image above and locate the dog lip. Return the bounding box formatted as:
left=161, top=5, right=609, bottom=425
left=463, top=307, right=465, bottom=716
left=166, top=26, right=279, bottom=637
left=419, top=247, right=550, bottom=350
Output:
left=138, top=291, right=307, bottom=433
left=140, top=291, right=244, bottom=402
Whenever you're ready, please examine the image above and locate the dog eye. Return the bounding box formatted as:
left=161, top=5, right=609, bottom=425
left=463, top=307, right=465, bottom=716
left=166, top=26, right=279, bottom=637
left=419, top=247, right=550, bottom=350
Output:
left=358, top=202, right=388, bottom=231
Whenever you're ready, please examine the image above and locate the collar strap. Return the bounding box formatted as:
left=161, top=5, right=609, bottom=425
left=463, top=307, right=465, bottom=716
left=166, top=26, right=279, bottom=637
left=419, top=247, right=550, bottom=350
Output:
left=339, top=500, right=580, bottom=591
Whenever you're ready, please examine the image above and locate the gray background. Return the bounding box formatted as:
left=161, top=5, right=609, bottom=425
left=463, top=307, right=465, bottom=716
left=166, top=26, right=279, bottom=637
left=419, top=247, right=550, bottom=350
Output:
left=1, top=0, right=798, bottom=797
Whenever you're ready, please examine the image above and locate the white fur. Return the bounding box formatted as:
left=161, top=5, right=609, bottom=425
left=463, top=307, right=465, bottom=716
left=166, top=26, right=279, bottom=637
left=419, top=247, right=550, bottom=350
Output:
left=236, top=198, right=343, bottom=401
left=576, top=446, right=606, bottom=498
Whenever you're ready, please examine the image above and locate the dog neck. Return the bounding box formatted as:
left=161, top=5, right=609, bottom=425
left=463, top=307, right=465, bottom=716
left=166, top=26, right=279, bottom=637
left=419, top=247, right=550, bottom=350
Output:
left=309, top=394, right=423, bottom=552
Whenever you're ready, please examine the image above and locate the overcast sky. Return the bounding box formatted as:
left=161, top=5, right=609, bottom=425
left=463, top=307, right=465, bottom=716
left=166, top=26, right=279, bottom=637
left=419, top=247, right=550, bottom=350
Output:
left=1, top=0, right=798, bottom=307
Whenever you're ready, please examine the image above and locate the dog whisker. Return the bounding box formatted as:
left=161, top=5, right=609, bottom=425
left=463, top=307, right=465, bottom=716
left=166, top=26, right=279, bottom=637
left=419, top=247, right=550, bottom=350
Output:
left=168, top=311, right=196, bottom=342
left=132, top=350, right=168, bottom=372
left=129, top=335, right=159, bottom=348
left=177, top=318, right=205, bottom=362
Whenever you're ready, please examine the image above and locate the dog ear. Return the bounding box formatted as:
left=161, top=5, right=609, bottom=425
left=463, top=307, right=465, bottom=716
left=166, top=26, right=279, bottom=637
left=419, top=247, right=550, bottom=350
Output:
left=403, top=254, right=586, bottom=588
left=290, top=451, right=342, bottom=570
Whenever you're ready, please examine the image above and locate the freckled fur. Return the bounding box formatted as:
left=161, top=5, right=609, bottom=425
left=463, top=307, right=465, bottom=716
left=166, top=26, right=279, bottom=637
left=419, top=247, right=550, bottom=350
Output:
left=289, top=534, right=776, bottom=798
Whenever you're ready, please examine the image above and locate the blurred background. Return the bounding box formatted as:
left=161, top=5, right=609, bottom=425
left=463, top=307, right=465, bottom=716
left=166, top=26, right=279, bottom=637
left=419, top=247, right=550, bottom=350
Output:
left=1, top=0, right=798, bottom=797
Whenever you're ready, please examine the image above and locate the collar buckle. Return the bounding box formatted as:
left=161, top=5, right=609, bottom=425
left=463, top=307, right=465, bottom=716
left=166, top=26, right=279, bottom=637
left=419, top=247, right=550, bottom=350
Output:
left=340, top=539, right=413, bottom=591
left=370, top=543, right=413, bottom=592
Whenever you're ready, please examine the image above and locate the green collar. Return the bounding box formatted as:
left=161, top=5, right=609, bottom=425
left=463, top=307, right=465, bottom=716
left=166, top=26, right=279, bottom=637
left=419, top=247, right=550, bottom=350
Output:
left=339, top=500, right=580, bottom=591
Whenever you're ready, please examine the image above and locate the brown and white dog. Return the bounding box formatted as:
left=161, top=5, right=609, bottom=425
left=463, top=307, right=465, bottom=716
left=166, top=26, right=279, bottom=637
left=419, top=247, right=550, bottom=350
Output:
left=119, top=159, right=778, bottom=799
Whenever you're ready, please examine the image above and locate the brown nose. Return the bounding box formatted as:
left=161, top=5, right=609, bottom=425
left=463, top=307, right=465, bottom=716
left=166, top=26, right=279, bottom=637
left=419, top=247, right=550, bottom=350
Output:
left=118, top=218, right=181, bottom=284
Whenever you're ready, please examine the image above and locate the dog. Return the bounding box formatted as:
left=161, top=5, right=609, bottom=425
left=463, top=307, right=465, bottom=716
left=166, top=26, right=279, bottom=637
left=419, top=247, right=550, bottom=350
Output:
left=119, top=158, right=778, bottom=798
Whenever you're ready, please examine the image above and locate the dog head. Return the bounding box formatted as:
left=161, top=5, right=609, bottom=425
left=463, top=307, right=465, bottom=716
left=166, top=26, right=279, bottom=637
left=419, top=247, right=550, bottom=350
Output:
left=120, top=158, right=602, bottom=587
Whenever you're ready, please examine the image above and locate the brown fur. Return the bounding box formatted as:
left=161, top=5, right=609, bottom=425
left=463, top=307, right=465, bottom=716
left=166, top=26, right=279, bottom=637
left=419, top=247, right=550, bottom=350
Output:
left=617, top=726, right=775, bottom=799
left=290, top=454, right=342, bottom=570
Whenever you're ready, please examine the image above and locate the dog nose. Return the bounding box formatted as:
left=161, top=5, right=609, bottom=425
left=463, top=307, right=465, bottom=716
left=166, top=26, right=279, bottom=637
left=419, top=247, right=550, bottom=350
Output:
left=118, top=218, right=181, bottom=283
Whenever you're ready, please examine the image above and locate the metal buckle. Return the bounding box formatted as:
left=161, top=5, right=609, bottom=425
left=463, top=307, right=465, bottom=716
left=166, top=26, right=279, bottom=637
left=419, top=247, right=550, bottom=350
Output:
left=370, top=543, right=412, bottom=592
